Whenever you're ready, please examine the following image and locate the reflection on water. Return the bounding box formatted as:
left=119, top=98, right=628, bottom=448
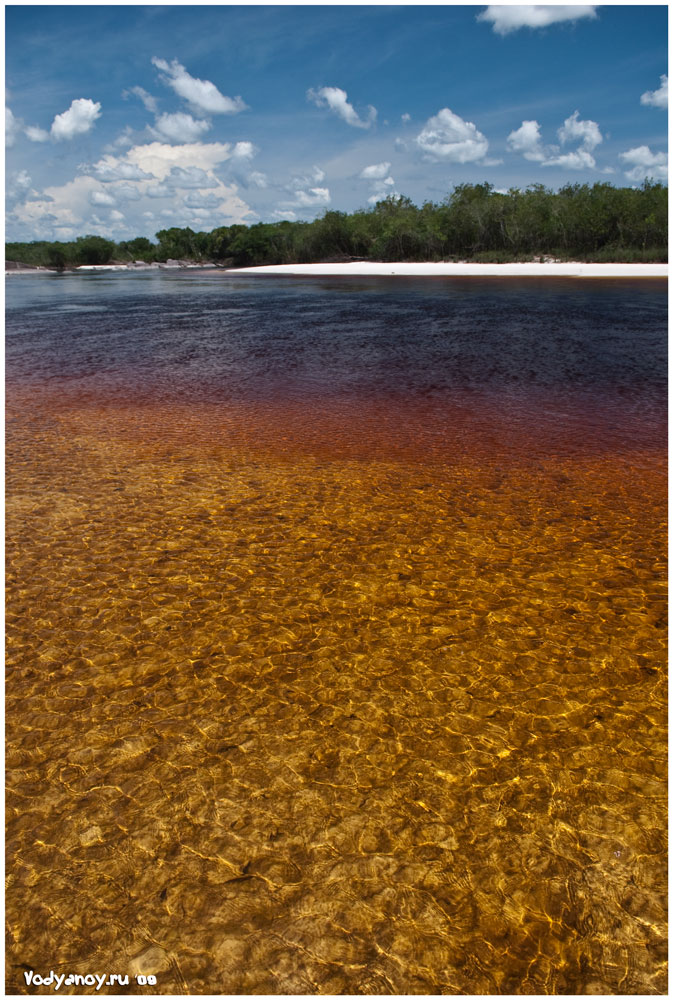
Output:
left=6, top=274, right=667, bottom=994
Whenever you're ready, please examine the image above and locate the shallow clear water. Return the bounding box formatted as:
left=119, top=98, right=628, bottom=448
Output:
left=6, top=272, right=667, bottom=994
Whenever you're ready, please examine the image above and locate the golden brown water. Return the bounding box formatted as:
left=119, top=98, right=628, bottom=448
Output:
left=5, top=275, right=667, bottom=994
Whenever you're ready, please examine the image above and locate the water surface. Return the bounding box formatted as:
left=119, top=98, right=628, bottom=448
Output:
left=6, top=272, right=667, bottom=994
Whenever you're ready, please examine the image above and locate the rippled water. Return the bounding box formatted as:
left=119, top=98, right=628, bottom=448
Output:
left=6, top=271, right=667, bottom=995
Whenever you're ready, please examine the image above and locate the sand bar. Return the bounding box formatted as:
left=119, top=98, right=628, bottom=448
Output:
left=234, top=261, right=667, bottom=278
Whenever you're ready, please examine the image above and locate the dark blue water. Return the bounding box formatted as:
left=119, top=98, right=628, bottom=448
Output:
left=6, top=271, right=667, bottom=398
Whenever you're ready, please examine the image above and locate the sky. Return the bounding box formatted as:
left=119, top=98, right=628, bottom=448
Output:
left=5, top=3, right=669, bottom=243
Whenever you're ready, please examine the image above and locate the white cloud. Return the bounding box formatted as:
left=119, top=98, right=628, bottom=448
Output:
left=478, top=5, right=598, bottom=35
left=51, top=98, right=102, bottom=140
left=7, top=169, right=31, bottom=203
left=415, top=108, right=489, bottom=162
left=641, top=74, right=668, bottom=109
left=543, top=148, right=597, bottom=170
left=166, top=166, right=218, bottom=189
left=307, top=86, right=376, bottom=129
left=183, top=191, right=222, bottom=209
left=619, top=145, right=668, bottom=182
left=6, top=107, right=21, bottom=147
left=152, top=57, right=246, bottom=114
left=145, top=183, right=173, bottom=199
left=25, top=125, right=49, bottom=143
left=104, top=127, right=135, bottom=153
left=557, top=110, right=602, bottom=151
left=89, top=190, right=117, bottom=206
left=150, top=111, right=210, bottom=144
left=292, top=187, right=331, bottom=207
left=281, top=180, right=331, bottom=209
left=508, top=111, right=602, bottom=170
left=109, top=209, right=125, bottom=221
left=123, top=85, right=159, bottom=114
left=111, top=182, right=142, bottom=201
left=272, top=209, right=297, bottom=220
left=360, top=161, right=391, bottom=180
left=232, top=140, right=257, bottom=159
left=249, top=171, right=268, bottom=188
left=401, top=113, right=411, bottom=123
left=368, top=182, right=398, bottom=205
left=507, top=120, right=546, bottom=161
left=12, top=175, right=101, bottom=231
left=359, top=162, right=396, bottom=204
left=87, top=155, right=155, bottom=182
left=289, top=165, right=325, bottom=190
left=127, top=141, right=235, bottom=179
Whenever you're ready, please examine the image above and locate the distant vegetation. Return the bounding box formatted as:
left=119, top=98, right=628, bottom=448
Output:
left=6, top=181, right=667, bottom=269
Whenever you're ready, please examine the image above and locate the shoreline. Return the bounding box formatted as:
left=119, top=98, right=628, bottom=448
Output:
left=232, top=261, right=668, bottom=278
left=5, top=261, right=668, bottom=278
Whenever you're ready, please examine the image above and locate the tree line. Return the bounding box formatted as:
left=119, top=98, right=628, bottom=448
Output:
left=6, top=181, right=667, bottom=269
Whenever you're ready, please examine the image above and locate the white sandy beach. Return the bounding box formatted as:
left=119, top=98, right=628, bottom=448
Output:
left=6, top=261, right=667, bottom=278
left=233, top=261, right=668, bottom=278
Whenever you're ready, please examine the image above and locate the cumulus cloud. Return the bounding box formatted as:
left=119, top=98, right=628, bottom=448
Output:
left=123, top=85, right=159, bottom=114
left=508, top=111, right=602, bottom=170
left=150, top=111, right=211, bottom=143
left=401, top=113, right=411, bottom=123
left=292, top=187, right=331, bottom=207
left=415, top=108, right=489, bottom=162
left=51, top=98, right=102, bottom=140
left=359, top=162, right=396, bottom=204
left=641, top=74, right=668, bottom=109
left=152, top=57, right=246, bottom=114
left=111, top=182, right=142, bottom=201
left=87, top=155, right=155, bottom=182
left=89, top=190, right=117, bottom=206
left=109, top=209, right=125, bottom=221
left=105, top=127, right=135, bottom=152
left=367, top=181, right=397, bottom=205
left=7, top=169, right=32, bottom=204
left=557, top=110, right=602, bottom=151
left=166, top=166, right=218, bottom=189
left=619, top=145, right=668, bottom=182
left=25, top=125, right=49, bottom=143
left=544, top=148, right=597, bottom=169
left=272, top=209, right=297, bottom=220
left=145, top=183, right=173, bottom=199
left=360, top=162, right=391, bottom=180
left=478, top=5, right=598, bottom=35
left=506, top=120, right=546, bottom=161
left=127, top=141, right=235, bottom=180
left=183, top=191, right=223, bottom=209
left=6, top=107, right=21, bottom=147
left=289, top=166, right=325, bottom=190
left=307, top=86, right=376, bottom=129
left=232, top=141, right=257, bottom=159
left=249, top=171, right=268, bottom=188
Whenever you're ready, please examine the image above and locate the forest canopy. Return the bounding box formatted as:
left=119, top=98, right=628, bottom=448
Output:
left=6, top=181, right=667, bottom=269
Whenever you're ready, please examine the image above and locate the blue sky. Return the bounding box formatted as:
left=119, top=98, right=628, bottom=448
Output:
left=5, top=4, right=668, bottom=243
